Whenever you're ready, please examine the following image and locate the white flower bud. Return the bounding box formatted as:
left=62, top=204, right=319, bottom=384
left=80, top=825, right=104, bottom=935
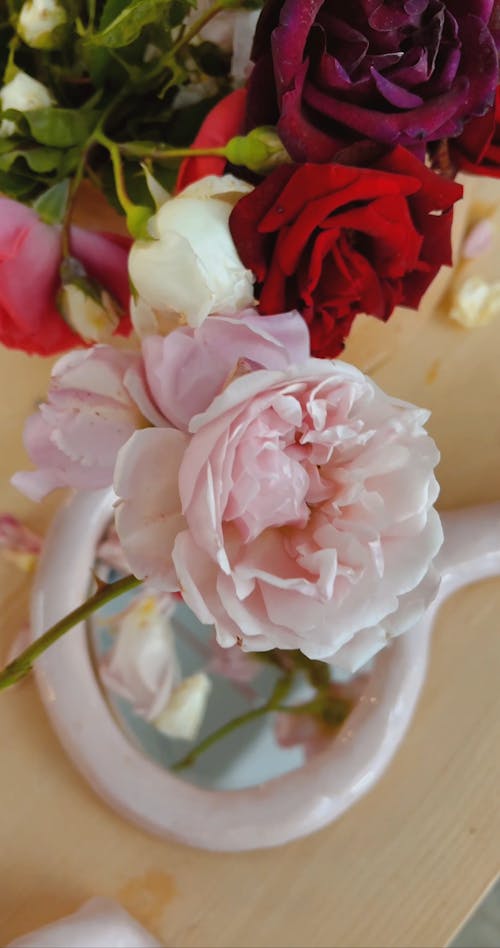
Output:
left=59, top=283, right=122, bottom=342
left=0, top=71, right=54, bottom=137
left=17, top=0, right=67, bottom=50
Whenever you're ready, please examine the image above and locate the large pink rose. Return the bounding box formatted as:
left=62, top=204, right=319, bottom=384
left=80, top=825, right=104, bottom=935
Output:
left=114, top=360, right=442, bottom=671
left=0, top=197, right=131, bottom=355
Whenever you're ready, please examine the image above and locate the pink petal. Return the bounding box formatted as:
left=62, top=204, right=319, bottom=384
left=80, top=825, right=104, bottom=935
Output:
left=142, top=309, right=309, bottom=431
left=114, top=428, right=188, bottom=586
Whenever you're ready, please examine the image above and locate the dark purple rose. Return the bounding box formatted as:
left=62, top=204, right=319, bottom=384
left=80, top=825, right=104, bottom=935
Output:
left=246, top=0, right=500, bottom=162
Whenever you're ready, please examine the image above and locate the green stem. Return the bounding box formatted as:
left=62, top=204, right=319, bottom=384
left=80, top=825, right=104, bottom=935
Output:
left=171, top=704, right=274, bottom=771
left=60, top=88, right=130, bottom=255
left=172, top=672, right=294, bottom=771
left=147, top=0, right=234, bottom=82
left=4, top=33, right=19, bottom=82
left=118, top=142, right=227, bottom=161
left=60, top=150, right=88, bottom=258
left=94, top=131, right=136, bottom=217
left=168, top=0, right=228, bottom=60
left=87, top=0, right=97, bottom=30
left=0, top=573, right=141, bottom=693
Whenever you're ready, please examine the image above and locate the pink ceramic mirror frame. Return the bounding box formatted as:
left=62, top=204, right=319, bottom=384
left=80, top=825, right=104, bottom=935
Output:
left=30, top=490, right=500, bottom=851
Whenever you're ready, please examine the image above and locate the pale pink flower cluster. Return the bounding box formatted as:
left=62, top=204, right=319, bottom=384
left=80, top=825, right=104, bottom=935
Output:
left=14, top=310, right=442, bottom=671
left=12, top=348, right=155, bottom=501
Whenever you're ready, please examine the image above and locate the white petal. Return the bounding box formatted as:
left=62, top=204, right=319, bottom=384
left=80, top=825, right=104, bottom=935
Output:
left=154, top=672, right=212, bottom=740
left=129, top=231, right=214, bottom=326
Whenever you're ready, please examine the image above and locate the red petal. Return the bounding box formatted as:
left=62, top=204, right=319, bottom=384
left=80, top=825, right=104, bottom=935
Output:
left=176, top=89, right=248, bottom=193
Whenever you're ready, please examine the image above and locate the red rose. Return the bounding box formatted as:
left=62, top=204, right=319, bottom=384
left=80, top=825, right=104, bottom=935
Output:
left=0, top=197, right=131, bottom=356
left=230, top=147, right=463, bottom=357
left=450, top=87, right=500, bottom=177
left=246, top=0, right=499, bottom=163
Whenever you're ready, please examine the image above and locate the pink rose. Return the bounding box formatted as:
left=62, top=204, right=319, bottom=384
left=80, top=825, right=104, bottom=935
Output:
left=115, top=360, right=442, bottom=671
left=0, top=197, right=131, bottom=355
left=142, top=308, right=309, bottom=430
left=12, top=347, right=158, bottom=500
left=14, top=309, right=306, bottom=502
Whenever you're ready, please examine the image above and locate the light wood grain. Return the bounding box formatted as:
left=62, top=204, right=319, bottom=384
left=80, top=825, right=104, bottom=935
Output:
left=1, top=178, right=500, bottom=947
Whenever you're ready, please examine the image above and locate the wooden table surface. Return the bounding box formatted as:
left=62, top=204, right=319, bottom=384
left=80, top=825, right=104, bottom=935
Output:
left=1, top=177, right=500, bottom=947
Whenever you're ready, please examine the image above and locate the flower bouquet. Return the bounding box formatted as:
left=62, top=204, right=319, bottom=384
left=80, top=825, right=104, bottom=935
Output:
left=1, top=0, right=500, bottom=849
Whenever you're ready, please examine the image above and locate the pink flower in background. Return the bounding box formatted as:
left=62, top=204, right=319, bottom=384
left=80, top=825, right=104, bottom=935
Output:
left=0, top=514, right=42, bottom=571
left=275, top=675, right=370, bottom=760
left=275, top=711, right=334, bottom=761
left=0, top=197, right=131, bottom=356
left=114, top=359, right=443, bottom=671
left=208, top=636, right=259, bottom=684
left=96, top=523, right=131, bottom=577
left=12, top=347, right=154, bottom=501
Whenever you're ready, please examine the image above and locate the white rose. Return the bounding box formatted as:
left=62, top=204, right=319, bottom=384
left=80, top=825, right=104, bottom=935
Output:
left=0, top=71, right=54, bottom=137
left=17, top=0, right=67, bottom=49
left=129, top=175, right=255, bottom=333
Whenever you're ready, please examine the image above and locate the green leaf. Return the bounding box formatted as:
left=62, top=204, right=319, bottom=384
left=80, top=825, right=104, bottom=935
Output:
left=58, top=145, right=82, bottom=176
left=23, top=108, right=99, bottom=147
left=99, top=0, right=132, bottom=29
left=0, top=169, right=38, bottom=200
left=33, top=179, right=70, bottom=225
left=0, top=146, right=62, bottom=173
left=89, top=0, right=170, bottom=48
left=85, top=0, right=130, bottom=80
left=151, top=159, right=178, bottom=194
left=168, top=0, right=195, bottom=27
left=0, top=138, right=17, bottom=155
